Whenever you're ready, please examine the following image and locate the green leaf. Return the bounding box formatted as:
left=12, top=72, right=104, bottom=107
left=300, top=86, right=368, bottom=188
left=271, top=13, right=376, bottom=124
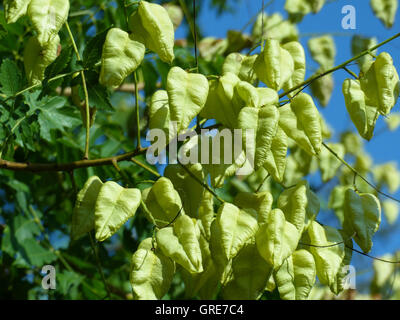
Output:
left=129, top=1, right=175, bottom=64
left=343, top=188, right=381, bottom=253
left=27, top=0, right=70, bottom=45
left=130, top=238, right=175, bottom=300
left=0, top=59, right=23, bottom=96
left=166, top=66, right=209, bottom=133
left=86, top=82, right=114, bottom=111
left=71, top=176, right=103, bottom=241
left=83, top=28, right=110, bottom=68
left=256, top=208, right=299, bottom=269
left=156, top=214, right=203, bottom=274
left=99, top=28, right=145, bottom=88
left=94, top=181, right=141, bottom=242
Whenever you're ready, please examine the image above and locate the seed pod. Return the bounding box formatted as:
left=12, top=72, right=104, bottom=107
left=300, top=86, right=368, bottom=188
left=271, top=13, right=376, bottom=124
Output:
left=24, top=35, right=60, bottom=85
left=99, top=28, right=145, bottom=88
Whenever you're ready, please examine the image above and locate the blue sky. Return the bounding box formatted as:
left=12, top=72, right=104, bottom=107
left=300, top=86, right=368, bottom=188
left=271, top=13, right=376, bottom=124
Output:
left=176, top=0, right=400, bottom=293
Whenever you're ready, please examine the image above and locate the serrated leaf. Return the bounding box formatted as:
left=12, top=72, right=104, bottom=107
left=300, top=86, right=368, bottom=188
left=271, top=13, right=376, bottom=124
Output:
left=94, top=181, right=141, bottom=241
left=0, top=59, right=23, bottom=96
left=83, top=28, right=110, bottom=68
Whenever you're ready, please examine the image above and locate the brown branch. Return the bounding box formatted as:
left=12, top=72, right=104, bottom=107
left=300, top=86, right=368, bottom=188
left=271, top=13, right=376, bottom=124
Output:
left=0, top=148, right=147, bottom=172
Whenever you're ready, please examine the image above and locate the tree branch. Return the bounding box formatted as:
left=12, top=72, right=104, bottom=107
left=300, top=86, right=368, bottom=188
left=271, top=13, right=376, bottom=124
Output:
left=0, top=148, right=147, bottom=172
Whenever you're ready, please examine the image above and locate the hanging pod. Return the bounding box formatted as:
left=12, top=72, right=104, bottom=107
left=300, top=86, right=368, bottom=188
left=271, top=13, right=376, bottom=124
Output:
left=222, top=53, right=258, bottom=83
left=254, top=38, right=295, bottom=91
left=351, top=35, right=378, bottom=73
left=24, top=35, right=60, bottom=85
left=221, top=240, right=273, bottom=300
left=99, top=28, right=145, bottom=88
left=164, top=163, right=205, bottom=219
left=307, top=221, right=346, bottom=288
left=27, top=0, right=69, bottom=45
left=360, top=52, right=400, bottom=116
left=342, top=78, right=379, bottom=140
left=278, top=93, right=322, bottom=155
left=278, top=180, right=320, bottom=234
left=256, top=208, right=299, bottom=269
left=318, top=142, right=345, bottom=182
left=281, top=41, right=306, bottom=94
left=71, top=176, right=103, bottom=241
left=237, top=104, right=280, bottom=170
left=148, top=90, right=172, bottom=144
left=370, top=0, right=398, bottom=28
left=156, top=214, right=203, bottom=274
left=343, top=188, right=381, bottom=253
left=285, top=0, right=326, bottom=21
left=4, top=0, right=31, bottom=24
left=273, top=249, right=317, bottom=300
left=129, top=0, right=175, bottom=64
left=94, top=181, right=141, bottom=242
left=166, top=66, right=209, bottom=134
left=143, top=177, right=184, bottom=226
left=130, top=238, right=175, bottom=300
left=209, top=203, right=258, bottom=273
left=308, top=35, right=336, bottom=70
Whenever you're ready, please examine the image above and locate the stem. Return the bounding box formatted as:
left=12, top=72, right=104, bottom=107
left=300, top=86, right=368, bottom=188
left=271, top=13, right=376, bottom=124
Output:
left=279, top=32, right=400, bottom=99
left=322, top=142, right=400, bottom=204
left=89, top=232, right=111, bottom=299
left=65, top=21, right=91, bottom=160
left=131, top=158, right=160, bottom=177
left=193, top=0, right=198, bottom=72
left=178, top=161, right=225, bottom=204
left=134, top=72, right=141, bottom=149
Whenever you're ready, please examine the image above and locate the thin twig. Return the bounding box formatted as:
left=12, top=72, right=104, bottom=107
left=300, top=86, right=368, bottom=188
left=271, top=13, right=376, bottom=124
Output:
left=322, top=142, right=400, bottom=204
left=89, top=232, right=112, bottom=299
left=131, top=158, right=160, bottom=177
left=134, top=72, right=142, bottom=150
left=178, top=161, right=225, bottom=203
left=279, top=32, right=400, bottom=99
left=65, top=21, right=91, bottom=160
